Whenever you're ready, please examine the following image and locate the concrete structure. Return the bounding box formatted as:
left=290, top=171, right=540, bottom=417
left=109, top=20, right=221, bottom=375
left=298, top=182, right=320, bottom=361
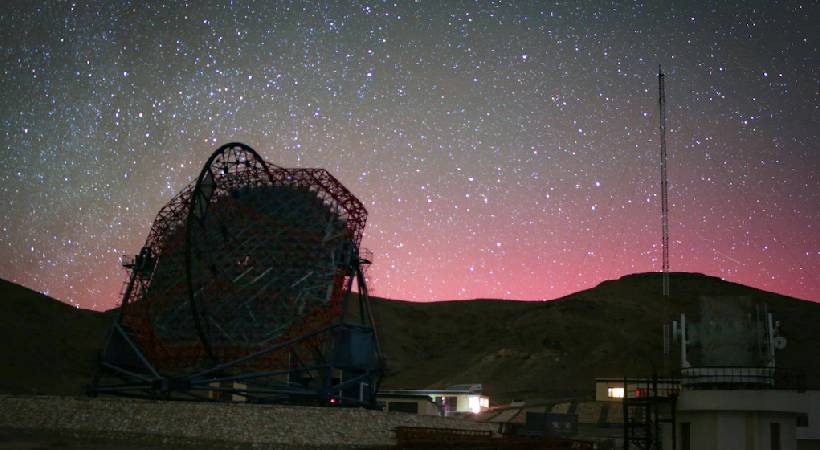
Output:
left=796, top=391, right=820, bottom=450
left=601, top=376, right=817, bottom=450
left=672, top=389, right=807, bottom=450
left=616, top=300, right=813, bottom=450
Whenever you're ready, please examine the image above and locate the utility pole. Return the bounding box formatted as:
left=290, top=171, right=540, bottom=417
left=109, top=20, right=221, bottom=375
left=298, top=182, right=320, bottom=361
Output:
left=659, top=65, right=670, bottom=298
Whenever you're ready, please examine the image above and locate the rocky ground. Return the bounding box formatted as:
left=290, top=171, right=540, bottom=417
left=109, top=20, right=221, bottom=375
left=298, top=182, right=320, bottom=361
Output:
left=0, top=395, right=494, bottom=449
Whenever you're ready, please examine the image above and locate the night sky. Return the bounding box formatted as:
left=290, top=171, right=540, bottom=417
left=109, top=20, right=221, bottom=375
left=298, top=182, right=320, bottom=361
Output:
left=1, top=1, right=817, bottom=310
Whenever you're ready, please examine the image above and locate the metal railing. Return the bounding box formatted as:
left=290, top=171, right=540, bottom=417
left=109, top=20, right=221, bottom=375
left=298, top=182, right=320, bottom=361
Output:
left=680, top=366, right=806, bottom=391
left=627, top=381, right=681, bottom=399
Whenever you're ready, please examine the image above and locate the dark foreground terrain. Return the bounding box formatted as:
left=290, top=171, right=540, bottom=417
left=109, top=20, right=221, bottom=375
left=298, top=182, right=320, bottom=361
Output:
left=0, top=279, right=109, bottom=396
left=2, top=273, right=819, bottom=403
left=0, top=395, right=494, bottom=449
left=0, top=429, right=227, bottom=450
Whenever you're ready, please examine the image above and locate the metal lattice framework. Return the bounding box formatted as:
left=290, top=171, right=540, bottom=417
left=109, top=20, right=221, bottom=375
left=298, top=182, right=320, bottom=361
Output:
left=90, top=143, right=381, bottom=405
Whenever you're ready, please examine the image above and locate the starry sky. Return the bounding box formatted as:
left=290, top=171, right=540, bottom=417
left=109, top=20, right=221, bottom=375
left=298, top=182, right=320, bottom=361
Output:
left=1, top=1, right=817, bottom=310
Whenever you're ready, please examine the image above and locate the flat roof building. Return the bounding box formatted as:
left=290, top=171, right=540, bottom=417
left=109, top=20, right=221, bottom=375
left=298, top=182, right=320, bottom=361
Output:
left=378, top=384, right=490, bottom=416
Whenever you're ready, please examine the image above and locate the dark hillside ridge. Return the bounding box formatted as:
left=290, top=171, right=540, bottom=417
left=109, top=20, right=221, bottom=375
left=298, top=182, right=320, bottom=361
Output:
left=371, top=272, right=820, bottom=402
left=0, top=279, right=109, bottom=395
left=2, top=273, right=818, bottom=402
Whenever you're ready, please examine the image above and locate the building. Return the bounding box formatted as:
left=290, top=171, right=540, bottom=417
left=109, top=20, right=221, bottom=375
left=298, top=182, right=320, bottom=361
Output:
left=376, top=392, right=441, bottom=415
left=664, top=368, right=810, bottom=450
left=666, top=300, right=809, bottom=450
left=595, top=378, right=679, bottom=402
left=615, top=298, right=815, bottom=450
left=378, top=384, right=490, bottom=416
left=599, top=375, right=817, bottom=450
left=796, top=390, right=820, bottom=449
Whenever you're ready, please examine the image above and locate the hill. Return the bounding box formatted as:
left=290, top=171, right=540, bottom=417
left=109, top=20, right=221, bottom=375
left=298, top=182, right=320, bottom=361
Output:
left=1, top=273, right=818, bottom=403
left=0, top=279, right=109, bottom=395
left=371, top=272, right=820, bottom=402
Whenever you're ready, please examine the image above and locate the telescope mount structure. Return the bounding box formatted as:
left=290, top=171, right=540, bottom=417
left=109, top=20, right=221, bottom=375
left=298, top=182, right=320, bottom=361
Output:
left=89, top=142, right=382, bottom=406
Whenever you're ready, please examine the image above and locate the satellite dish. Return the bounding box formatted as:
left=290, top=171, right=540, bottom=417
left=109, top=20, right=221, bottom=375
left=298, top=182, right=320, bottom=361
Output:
left=774, top=336, right=787, bottom=350
left=92, top=143, right=384, bottom=406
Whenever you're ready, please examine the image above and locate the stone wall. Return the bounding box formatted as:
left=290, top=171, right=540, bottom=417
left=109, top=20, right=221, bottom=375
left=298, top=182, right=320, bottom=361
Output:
left=0, top=395, right=495, bottom=448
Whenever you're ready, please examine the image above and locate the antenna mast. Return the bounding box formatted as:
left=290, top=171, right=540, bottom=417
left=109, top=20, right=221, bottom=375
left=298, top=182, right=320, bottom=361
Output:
left=659, top=66, right=670, bottom=297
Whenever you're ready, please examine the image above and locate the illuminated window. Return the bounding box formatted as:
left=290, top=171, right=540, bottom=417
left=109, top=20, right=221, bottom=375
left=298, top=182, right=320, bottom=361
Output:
left=607, top=387, right=625, bottom=399
left=468, top=396, right=482, bottom=414
left=480, top=397, right=489, bottom=408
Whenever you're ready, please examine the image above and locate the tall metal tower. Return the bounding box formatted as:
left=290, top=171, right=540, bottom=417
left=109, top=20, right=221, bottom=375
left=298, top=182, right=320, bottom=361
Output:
left=659, top=66, right=670, bottom=297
